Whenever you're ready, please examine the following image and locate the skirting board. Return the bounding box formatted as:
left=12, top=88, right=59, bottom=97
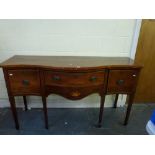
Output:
left=0, top=94, right=126, bottom=108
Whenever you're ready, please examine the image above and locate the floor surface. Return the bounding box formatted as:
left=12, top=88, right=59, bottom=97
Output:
left=0, top=104, right=155, bottom=135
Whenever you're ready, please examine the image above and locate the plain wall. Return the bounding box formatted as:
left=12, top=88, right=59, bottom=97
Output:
left=0, top=19, right=136, bottom=108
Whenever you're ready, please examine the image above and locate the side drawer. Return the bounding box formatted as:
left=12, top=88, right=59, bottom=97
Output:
left=107, top=69, right=140, bottom=93
left=7, top=69, right=41, bottom=95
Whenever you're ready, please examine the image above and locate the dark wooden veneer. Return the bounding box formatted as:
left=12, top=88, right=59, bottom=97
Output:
left=0, top=55, right=142, bottom=129
left=0, top=55, right=141, bottom=69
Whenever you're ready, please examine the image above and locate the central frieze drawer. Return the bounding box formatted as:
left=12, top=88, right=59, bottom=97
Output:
left=44, top=70, right=105, bottom=86
left=45, top=85, right=104, bottom=100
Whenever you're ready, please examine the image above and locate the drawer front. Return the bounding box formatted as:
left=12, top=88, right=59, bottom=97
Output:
left=45, top=85, right=104, bottom=100
left=107, top=70, right=139, bottom=93
left=8, top=69, right=41, bottom=95
left=44, top=71, right=105, bottom=86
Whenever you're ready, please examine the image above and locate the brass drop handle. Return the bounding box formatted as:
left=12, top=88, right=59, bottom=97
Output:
left=90, top=76, right=97, bottom=82
left=52, top=75, right=61, bottom=81
left=116, top=79, right=124, bottom=85
left=22, top=80, right=30, bottom=86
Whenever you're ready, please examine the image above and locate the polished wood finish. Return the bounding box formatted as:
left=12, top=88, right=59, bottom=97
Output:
left=0, top=55, right=142, bottom=129
left=23, top=96, right=28, bottom=111
left=45, top=85, right=105, bottom=100
left=134, top=19, right=155, bottom=102
left=9, top=96, right=19, bottom=129
left=113, top=94, right=119, bottom=108
left=44, top=70, right=105, bottom=86
left=98, top=94, right=106, bottom=127
left=7, top=69, right=41, bottom=95
left=44, top=70, right=106, bottom=100
left=124, top=94, right=135, bottom=125
left=107, top=69, right=140, bottom=94
left=2, top=68, right=20, bottom=129
left=0, top=55, right=137, bottom=68
left=42, top=96, right=48, bottom=129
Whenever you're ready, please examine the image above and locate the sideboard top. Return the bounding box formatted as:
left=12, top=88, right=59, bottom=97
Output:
left=0, top=55, right=141, bottom=69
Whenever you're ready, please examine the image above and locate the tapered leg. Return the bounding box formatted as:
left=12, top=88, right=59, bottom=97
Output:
left=98, top=94, right=106, bottom=127
left=113, top=94, right=119, bottom=108
left=8, top=96, right=19, bottom=130
left=42, top=96, right=48, bottom=129
left=124, top=94, right=134, bottom=125
left=23, top=96, right=28, bottom=111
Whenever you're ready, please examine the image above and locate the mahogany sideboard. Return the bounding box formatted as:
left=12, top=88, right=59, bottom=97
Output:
left=0, top=55, right=142, bottom=129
